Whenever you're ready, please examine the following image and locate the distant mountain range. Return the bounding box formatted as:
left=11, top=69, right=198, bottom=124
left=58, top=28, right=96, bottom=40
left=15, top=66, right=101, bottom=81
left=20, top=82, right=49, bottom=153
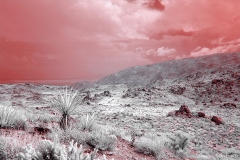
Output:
left=72, top=52, right=240, bottom=90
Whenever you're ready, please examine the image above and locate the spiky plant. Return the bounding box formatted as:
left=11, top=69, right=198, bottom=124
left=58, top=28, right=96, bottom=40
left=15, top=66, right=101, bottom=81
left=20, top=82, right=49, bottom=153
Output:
left=79, top=114, right=97, bottom=131
left=18, top=138, right=109, bottom=160
left=52, top=87, right=81, bottom=130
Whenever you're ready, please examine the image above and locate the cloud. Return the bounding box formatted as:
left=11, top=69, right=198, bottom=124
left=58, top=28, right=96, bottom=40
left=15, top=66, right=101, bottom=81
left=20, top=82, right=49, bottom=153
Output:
left=1, top=0, right=240, bottom=83
left=157, top=47, right=176, bottom=56
left=191, top=47, right=210, bottom=57
left=191, top=44, right=240, bottom=57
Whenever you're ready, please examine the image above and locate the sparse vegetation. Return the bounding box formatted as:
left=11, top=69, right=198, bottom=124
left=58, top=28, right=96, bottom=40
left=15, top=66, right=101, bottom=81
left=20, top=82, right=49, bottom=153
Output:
left=78, top=113, right=97, bottom=131
left=0, top=105, right=27, bottom=130
left=87, top=130, right=117, bottom=151
left=0, top=53, right=240, bottom=160
left=134, top=133, right=168, bottom=160
left=48, top=126, right=90, bottom=146
left=166, top=131, right=191, bottom=159
left=17, top=139, right=103, bottom=160
left=51, top=87, right=82, bottom=130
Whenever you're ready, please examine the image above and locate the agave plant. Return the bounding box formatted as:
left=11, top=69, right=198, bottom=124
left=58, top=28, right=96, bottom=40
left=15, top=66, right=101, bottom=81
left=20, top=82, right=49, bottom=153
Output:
left=52, top=87, right=81, bottom=130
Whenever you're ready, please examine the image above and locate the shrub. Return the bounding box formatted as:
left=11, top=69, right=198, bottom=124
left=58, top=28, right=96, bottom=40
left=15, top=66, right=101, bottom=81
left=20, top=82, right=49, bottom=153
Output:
left=0, top=105, right=27, bottom=130
left=78, top=113, right=97, bottom=131
left=166, top=130, right=191, bottom=158
left=87, top=130, right=117, bottom=151
left=48, top=127, right=90, bottom=146
left=51, top=87, right=81, bottom=130
left=134, top=133, right=167, bottom=160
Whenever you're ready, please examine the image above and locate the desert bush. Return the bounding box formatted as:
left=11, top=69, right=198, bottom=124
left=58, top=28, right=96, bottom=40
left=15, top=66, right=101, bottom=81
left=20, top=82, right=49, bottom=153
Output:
left=0, top=104, right=27, bottom=130
left=51, top=87, right=82, bottom=130
left=87, top=130, right=117, bottom=151
left=48, top=127, right=90, bottom=146
left=78, top=113, right=97, bottom=131
left=134, top=133, right=167, bottom=160
left=166, top=130, right=191, bottom=159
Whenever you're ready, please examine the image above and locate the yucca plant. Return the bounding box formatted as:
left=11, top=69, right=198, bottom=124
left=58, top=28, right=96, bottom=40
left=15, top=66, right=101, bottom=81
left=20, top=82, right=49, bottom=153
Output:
left=52, top=87, right=81, bottom=130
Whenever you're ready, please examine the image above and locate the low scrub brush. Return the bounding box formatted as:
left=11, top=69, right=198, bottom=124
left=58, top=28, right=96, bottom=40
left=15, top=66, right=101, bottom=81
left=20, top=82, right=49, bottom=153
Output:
left=78, top=113, right=97, bottom=131
left=134, top=133, right=167, bottom=160
left=0, top=105, right=27, bottom=130
left=87, top=131, right=117, bottom=151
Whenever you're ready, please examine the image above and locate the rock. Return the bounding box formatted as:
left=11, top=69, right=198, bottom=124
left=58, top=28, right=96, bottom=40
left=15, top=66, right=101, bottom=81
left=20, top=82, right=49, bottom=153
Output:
left=169, top=85, right=186, bottom=95
left=105, top=151, right=114, bottom=155
left=167, top=110, right=177, bottom=117
left=175, top=105, right=192, bottom=118
left=222, top=103, right=237, bottom=109
left=211, top=116, right=223, bottom=125
left=34, top=127, right=51, bottom=134
left=198, top=112, right=206, bottom=118
left=125, top=104, right=131, bottom=107
left=103, top=90, right=111, bottom=96
left=83, top=94, right=91, bottom=102
left=212, top=79, right=224, bottom=85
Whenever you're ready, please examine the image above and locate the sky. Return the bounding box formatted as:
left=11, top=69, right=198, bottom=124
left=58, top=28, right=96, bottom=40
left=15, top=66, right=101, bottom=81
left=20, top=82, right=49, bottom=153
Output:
left=1, top=0, right=240, bottom=84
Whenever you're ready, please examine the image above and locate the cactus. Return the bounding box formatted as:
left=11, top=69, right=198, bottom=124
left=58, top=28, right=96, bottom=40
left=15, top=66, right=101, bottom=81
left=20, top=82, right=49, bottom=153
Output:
left=17, top=139, right=113, bottom=160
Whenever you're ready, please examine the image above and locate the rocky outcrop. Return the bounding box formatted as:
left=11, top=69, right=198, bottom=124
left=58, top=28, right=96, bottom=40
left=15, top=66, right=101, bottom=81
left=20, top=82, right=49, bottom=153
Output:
left=169, top=85, right=186, bottom=95
left=175, top=105, right=192, bottom=118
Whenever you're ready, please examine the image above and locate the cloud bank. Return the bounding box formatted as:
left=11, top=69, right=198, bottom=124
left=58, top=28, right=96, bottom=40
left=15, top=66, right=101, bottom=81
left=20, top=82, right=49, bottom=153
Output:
left=0, top=0, right=240, bottom=83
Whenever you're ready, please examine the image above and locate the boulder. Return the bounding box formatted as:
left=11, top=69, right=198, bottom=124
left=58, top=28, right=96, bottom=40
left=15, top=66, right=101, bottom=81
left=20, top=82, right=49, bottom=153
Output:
left=211, top=116, right=223, bottom=125
left=198, top=112, right=206, bottom=118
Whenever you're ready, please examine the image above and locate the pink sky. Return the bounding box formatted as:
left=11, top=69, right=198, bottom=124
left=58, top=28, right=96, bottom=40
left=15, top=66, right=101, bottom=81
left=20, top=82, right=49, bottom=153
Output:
left=1, top=0, right=240, bottom=84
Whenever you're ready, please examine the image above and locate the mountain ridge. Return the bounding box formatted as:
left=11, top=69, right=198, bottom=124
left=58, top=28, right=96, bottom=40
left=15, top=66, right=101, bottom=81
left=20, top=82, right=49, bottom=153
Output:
left=72, top=52, right=240, bottom=90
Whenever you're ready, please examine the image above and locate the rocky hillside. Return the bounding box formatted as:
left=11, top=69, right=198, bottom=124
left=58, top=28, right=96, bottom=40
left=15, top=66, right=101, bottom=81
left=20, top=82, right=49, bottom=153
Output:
left=73, top=52, right=240, bottom=88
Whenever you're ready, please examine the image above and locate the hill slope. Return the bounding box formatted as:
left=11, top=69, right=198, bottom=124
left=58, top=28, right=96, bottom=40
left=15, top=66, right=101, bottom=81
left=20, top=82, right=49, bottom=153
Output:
left=73, top=52, right=240, bottom=88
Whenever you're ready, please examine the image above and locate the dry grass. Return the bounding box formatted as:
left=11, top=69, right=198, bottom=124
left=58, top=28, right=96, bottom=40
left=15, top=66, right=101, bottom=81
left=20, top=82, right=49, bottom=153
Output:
left=0, top=105, right=27, bottom=130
